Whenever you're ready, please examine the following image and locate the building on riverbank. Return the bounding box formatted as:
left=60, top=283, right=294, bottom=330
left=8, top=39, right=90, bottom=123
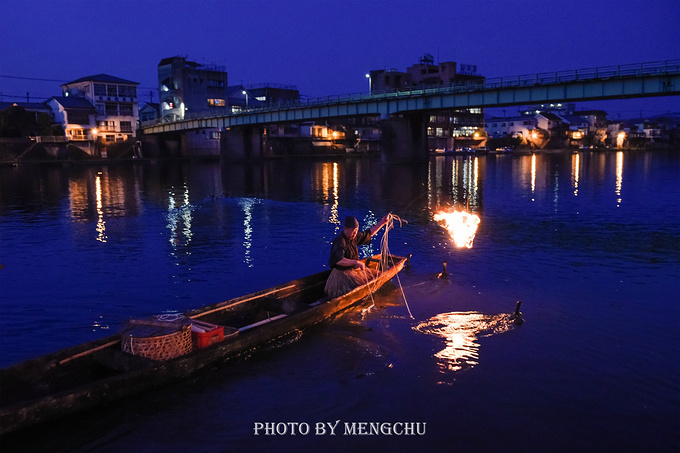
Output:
left=139, top=102, right=160, bottom=123
left=228, top=83, right=300, bottom=114
left=367, top=54, right=486, bottom=151
left=43, top=74, right=140, bottom=155
left=487, top=103, right=610, bottom=148
left=0, top=74, right=140, bottom=160
left=155, top=56, right=302, bottom=156
left=486, top=103, right=680, bottom=148
left=158, top=56, right=230, bottom=122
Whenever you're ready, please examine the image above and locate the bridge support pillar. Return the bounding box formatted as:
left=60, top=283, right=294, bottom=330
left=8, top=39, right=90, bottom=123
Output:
left=220, top=126, right=265, bottom=161
left=380, top=114, right=428, bottom=163
left=162, top=133, right=182, bottom=157
left=139, top=135, right=161, bottom=158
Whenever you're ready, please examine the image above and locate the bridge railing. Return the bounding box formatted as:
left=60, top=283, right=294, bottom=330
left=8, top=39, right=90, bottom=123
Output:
left=141, top=59, right=680, bottom=128
left=294, top=59, right=680, bottom=106
left=486, top=60, right=680, bottom=88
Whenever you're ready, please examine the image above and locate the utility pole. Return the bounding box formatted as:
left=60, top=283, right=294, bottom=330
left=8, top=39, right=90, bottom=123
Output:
left=26, top=92, right=29, bottom=103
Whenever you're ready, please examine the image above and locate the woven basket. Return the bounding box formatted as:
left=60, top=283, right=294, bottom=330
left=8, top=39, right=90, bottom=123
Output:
left=121, top=322, right=192, bottom=361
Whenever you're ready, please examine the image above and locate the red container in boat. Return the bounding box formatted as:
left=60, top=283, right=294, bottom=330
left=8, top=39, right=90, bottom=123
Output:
left=191, top=321, right=225, bottom=349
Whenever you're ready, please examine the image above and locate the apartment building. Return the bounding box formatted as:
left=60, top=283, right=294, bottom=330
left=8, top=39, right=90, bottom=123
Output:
left=368, top=55, right=486, bottom=150
left=46, top=74, right=139, bottom=151
left=157, top=56, right=229, bottom=121
left=223, top=83, right=301, bottom=115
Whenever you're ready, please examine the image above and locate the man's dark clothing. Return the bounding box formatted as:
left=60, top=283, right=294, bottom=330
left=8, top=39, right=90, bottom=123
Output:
left=328, top=229, right=372, bottom=270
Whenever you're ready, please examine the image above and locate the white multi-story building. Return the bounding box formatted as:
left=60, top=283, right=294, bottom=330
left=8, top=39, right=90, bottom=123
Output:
left=47, top=74, right=139, bottom=152
left=487, top=115, right=536, bottom=138
left=638, top=121, right=663, bottom=143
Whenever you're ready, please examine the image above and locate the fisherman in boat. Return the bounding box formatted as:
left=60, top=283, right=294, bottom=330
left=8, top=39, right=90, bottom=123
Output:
left=324, top=214, right=390, bottom=299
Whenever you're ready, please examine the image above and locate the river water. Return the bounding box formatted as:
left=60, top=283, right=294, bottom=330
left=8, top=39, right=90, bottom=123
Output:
left=1, top=150, right=678, bottom=452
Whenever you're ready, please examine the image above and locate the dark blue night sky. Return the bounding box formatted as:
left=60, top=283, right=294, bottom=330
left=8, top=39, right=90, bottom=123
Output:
left=1, top=0, right=678, bottom=116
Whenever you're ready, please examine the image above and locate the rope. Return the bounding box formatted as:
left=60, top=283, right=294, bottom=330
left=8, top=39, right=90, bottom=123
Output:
left=155, top=313, right=185, bottom=322
left=361, top=265, right=377, bottom=311
left=359, top=213, right=395, bottom=313
left=378, top=214, right=414, bottom=319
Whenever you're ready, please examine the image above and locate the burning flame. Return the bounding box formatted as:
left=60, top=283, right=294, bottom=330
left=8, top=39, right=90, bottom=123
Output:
left=434, top=209, right=480, bottom=248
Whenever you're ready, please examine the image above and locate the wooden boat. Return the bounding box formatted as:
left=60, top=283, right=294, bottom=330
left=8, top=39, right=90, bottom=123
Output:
left=0, top=253, right=409, bottom=435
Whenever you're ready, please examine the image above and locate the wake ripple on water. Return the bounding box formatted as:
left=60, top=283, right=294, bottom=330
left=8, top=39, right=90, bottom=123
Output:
left=413, top=311, right=515, bottom=381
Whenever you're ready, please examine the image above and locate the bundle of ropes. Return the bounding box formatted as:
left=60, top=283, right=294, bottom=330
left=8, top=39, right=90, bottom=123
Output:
left=364, top=213, right=413, bottom=319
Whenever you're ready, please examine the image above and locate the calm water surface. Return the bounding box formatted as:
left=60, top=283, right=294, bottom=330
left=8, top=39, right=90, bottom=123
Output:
left=1, top=150, right=679, bottom=452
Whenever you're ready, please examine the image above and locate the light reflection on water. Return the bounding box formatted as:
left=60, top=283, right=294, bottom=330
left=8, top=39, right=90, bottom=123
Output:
left=414, top=311, right=514, bottom=380
left=531, top=153, right=536, bottom=198
left=616, top=150, right=624, bottom=207
left=238, top=198, right=258, bottom=267
left=572, top=152, right=580, bottom=196
left=167, top=183, right=194, bottom=248
left=94, top=173, right=107, bottom=243
left=322, top=161, right=340, bottom=228
left=428, top=155, right=480, bottom=212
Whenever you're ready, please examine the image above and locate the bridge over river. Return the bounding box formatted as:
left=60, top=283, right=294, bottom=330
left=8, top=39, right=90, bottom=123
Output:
left=141, top=60, right=680, bottom=162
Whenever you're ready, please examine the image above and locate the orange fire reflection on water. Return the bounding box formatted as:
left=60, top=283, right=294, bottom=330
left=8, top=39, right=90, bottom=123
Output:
left=433, top=209, right=481, bottom=248
left=414, top=312, right=513, bottom=378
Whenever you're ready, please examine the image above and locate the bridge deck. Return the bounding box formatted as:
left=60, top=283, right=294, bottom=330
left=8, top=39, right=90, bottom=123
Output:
left=143, top=60, right=680, bottom=134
